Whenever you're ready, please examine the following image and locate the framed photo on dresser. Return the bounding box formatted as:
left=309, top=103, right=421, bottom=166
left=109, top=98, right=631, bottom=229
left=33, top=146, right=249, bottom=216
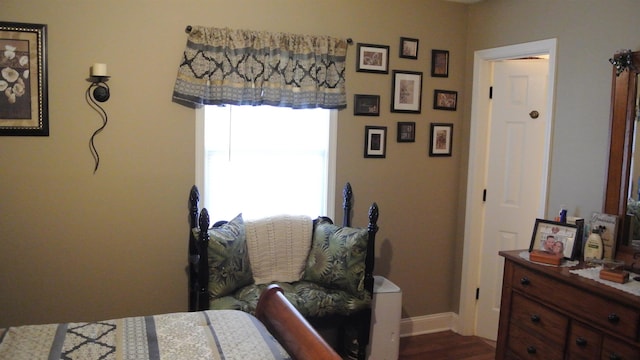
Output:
left=529, top=218, right=584, bottom=260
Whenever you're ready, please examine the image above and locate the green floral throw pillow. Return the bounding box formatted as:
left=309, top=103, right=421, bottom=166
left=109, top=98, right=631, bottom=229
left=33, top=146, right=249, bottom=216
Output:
left=302, top=221, right=368, bottom=296
left=204, top=213, right=253, bottom=299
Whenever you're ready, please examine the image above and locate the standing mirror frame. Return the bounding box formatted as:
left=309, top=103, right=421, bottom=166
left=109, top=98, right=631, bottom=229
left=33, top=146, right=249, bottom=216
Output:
left=604, top=50, right=640, bottom=264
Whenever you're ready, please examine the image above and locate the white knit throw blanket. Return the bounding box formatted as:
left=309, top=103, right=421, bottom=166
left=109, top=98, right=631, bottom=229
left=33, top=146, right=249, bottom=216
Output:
left=245, top=215, right=313, bottom=284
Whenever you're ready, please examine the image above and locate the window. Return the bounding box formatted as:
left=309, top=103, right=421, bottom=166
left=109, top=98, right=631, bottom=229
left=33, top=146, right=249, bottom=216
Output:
left=196, top=105, right=336, bottom=221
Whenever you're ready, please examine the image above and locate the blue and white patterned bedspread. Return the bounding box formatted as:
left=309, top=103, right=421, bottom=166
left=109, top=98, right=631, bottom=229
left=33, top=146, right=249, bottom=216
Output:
left=0, top=310, right=291, bottom=360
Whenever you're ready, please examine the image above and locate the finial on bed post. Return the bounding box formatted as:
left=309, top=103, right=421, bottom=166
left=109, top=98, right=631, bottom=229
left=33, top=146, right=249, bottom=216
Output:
left=342, top=182, right=353, bottom=227
left=365, top=202, right=379, bottom=289
left=364, top=202, right=379, bottom=296
left=196, top=208, right=210, bottom=311
left=189, top=185, right=199, bottom=228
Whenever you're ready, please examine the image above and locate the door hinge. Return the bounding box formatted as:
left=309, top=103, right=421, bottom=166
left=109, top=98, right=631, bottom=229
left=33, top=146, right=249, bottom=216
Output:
left=476, top=287, right=480, bottom=300
left=482, top=189, right=487, bottom=202
left=489, top=86, right=493, bottom=99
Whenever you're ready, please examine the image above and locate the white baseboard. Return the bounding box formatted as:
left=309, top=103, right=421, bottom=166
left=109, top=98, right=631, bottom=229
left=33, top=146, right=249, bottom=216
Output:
left=399, top=312, right=459, bottom=338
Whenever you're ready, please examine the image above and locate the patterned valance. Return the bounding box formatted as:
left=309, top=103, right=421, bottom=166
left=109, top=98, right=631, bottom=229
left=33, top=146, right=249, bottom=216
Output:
left=172, top=26, right=348, bottom=109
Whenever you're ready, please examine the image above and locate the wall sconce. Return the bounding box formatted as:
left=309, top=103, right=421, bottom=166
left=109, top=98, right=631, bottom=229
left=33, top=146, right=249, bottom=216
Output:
left=86, top=63, right=110, bottom=173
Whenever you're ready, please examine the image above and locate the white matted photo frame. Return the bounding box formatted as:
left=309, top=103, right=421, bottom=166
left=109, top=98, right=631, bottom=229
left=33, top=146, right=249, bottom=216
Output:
left=364, top=126, right=387, bottom=158
left=429, top=123, right=453, bottom=157
left=397, top=122, right=415, bottom=143
left=356, top=43, right=390, bottom=74
left=433, top=89, right=457, bottom=111
left=431, top=49, right=449, bottom=77
left=354, top=94, right=380, bottom=116
left=0, top=21, right=48, bottom=136
left=399, top=37, right=419, bottom=59
left=529, top=218, right=584, bottom=260
left=391, top=70, right=423, bottom=113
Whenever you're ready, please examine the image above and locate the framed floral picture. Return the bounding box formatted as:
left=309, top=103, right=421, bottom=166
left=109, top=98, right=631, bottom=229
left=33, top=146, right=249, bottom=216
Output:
left=400, top=37, right=419, bottom=59
left=431, top=49, right=449, bottom=77
left=429, top=123, right=453, bottom=157
left=391, top=70, right=423, bottom=113
left=433, top=89, right=457, bottom=111
left=356, top=43, right=390, bottom=74
left=0, top=22, right=48, bottom=136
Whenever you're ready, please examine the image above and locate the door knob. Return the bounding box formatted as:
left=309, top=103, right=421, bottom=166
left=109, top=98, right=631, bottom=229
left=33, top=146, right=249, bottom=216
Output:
left=529, top=110, right=539, bottom=119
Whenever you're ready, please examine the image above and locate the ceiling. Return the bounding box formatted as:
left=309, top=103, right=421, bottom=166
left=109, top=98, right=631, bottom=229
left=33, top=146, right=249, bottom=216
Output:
left=445, top=0, right=483, bottom=3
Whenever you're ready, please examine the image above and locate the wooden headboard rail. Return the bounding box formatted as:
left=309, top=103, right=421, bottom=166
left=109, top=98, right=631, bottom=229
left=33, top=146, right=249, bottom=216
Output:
left=255, top=284, right=342, bottom=360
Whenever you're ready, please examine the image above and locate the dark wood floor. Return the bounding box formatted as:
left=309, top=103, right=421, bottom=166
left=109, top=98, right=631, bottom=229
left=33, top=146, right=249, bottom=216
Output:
left=398, top=331, right=496, bottom=360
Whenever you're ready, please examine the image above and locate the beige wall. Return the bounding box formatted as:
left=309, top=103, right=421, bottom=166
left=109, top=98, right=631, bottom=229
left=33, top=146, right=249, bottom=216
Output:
left=452, top=0, right=640, bottom=318
left=4, top=0, right=638, bottom=330
left=464, top=0, right=640, bottom=219
left=0, top=0, right=468, bottom=327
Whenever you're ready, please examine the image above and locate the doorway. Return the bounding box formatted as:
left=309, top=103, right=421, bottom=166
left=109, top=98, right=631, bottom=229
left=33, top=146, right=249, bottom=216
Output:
left=457, top=39, right=557, bottom=339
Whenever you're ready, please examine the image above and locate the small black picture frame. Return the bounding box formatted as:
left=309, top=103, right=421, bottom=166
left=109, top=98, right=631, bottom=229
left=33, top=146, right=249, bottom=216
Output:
left=364, top=126, right=387, bottom=158
left=354, top=94, right=380, bottom=116
left=400, top=37, right=419, bottom=59
left=431, top=49, right=449, bottom=78
left=529, top=218, right=584, bottom=260
left=433, top=89, right=457, bottom=111
left=391, top=70, right=423, bottom=113
left=356, top=43, right=390, bottom=74
left=429, top=123, right=453, bottom=157
left=397, top=122, right=415, bottom=143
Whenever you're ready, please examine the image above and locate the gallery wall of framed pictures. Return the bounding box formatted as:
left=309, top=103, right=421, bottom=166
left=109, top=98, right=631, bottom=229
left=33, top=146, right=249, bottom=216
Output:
left=353, top=36, right=458, bottom=159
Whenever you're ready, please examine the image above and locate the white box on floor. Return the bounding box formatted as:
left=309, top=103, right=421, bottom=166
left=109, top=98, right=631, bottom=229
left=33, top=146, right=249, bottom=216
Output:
left=367, top=275, right=402, bottom=360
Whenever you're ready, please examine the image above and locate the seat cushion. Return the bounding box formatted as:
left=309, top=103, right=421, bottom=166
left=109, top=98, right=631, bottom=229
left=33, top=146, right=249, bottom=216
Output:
left=210, top=281, right=371, bottom=317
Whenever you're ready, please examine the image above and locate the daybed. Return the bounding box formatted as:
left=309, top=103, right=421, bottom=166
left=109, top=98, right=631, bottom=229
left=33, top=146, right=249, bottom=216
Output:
left=188, top=183, right=379, bottom=360
left=0, top=284, right=340, bottom=359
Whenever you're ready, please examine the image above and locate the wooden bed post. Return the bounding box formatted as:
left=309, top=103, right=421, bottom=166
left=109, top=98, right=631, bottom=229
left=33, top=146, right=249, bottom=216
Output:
left=196, top=208, right=210, bottom=311
left=364, top=202, right=379, bottom=295
left=188, top=186, right=199, bottom=312
left=358, top=202, right=379, bottom=360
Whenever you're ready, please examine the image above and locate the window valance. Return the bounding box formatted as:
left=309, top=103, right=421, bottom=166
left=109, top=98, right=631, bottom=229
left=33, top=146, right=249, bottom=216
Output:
left=172, top=26, right=348, bottom=109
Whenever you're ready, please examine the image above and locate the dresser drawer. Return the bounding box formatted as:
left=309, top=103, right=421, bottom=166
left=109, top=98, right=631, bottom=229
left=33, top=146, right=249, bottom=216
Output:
left=510, top=293, right=568, bottom=347
left=507, top=321, right=564, bottom=360
left=567, top=321, right=602, bottom=360
left=511, top=264, right=640, bottom=341
left=601, top=337, right=640, bottom=360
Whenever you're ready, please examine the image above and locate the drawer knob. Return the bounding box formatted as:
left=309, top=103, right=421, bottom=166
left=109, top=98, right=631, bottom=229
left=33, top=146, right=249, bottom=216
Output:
left=520, top=277, right=530, bottom=286
left=607, top=313, right=620, bottom=323
left=575, top=337, right=587, bottom=347
left=530, top=314, right=540, bottom=323
left=526, top=345, right=537, bottom=354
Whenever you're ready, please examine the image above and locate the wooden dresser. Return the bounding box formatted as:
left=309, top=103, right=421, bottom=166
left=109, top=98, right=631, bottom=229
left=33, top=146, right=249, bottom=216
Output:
left=497, top=250, right=640, bottom=359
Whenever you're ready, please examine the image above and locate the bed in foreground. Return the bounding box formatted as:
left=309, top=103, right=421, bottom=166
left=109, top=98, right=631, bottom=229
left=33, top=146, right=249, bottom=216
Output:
left=0, top=285, right=340, bottom=360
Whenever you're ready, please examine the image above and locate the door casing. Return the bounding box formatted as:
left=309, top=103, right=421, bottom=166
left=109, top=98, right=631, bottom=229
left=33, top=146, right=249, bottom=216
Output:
left=457, top=38, right=557, bottom=336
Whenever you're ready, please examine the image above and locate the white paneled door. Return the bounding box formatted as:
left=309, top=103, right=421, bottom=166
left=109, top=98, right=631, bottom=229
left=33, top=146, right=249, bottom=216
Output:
left=475, top=59, right=549, bottom=339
